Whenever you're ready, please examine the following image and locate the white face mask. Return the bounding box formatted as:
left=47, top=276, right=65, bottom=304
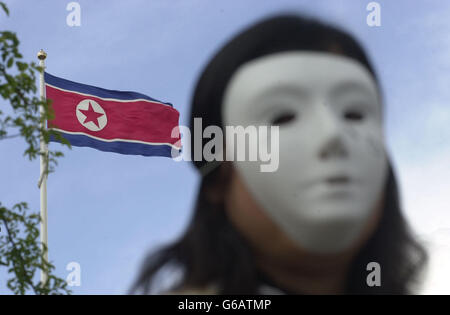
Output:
left=222, top=52, right=388, bottom=254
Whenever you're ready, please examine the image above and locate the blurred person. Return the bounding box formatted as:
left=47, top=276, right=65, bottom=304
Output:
left=132, top=14, right=427, bottom=295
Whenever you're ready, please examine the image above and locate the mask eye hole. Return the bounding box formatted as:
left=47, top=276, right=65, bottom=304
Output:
left=343, top=109, right=364, bottom=122
left=271, top=112, right=296, bottom=126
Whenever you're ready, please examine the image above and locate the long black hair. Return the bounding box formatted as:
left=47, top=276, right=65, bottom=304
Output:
left=131, top=14, right=427, bottom=294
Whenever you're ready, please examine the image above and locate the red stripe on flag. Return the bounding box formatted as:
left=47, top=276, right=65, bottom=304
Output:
left=46, top=85, right=180, bottom=146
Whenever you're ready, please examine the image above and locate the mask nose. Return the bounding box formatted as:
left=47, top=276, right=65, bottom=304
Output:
left=319, top=137, right=348, bottom=160
left=316, top=103, right=349, bottom=160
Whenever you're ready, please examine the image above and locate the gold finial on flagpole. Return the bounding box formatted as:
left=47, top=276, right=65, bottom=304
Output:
left=37, top=49, right=47, bottom=60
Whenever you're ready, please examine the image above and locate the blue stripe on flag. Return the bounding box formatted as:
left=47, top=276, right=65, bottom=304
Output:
left=44, top=72, right=173, bottom=106
left=50, top=132, right=180, bottom=158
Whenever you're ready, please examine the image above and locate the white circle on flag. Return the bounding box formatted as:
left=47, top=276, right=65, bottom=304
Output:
left=76, top=99, right=107, bottom=131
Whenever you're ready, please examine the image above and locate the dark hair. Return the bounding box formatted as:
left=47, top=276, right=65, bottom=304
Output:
left=132, top=14, right=427, bottom=294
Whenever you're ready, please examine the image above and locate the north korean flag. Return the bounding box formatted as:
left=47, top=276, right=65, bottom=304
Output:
left=45, top=72, right=181, bottom=158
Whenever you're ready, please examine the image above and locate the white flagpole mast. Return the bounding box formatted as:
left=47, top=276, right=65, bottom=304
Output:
left=37, top=49, right=48, bottom=286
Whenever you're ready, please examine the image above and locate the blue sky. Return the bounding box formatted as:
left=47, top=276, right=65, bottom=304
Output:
left=1, top=0, right=449, bottom=294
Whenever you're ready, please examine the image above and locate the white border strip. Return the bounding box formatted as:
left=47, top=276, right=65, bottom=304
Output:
left=45, top=83, right=174, bottom=108
left=50, top=128, right=181, bottom=150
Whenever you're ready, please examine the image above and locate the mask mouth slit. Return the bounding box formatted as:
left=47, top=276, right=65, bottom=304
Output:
left=326, top=176, right=350, bottom=184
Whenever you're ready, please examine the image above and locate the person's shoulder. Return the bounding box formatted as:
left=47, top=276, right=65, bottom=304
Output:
left=162, top=283, right=286, bottom=295
left=162, top=284, right=219, bottom=295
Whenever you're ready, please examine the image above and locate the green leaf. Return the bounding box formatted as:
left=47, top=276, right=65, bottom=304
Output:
left=6, top=57, right=13, bottom=68
left=0, top=2, right=9, bottom=16
left=16, top=61, right=27, bottom=71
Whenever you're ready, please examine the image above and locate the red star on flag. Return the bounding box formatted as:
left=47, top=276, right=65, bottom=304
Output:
left=79, top=102, right=104, bottom=128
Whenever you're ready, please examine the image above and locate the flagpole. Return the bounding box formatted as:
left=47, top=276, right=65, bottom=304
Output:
left=37, top=49, right=48, bottom=286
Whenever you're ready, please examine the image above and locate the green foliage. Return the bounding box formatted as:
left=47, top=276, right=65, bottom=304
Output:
left=0, top=202, right=70, bottom=294
left=0, top=2, right=8, bottom=16
left=0, top=2, right=71, bottom=294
